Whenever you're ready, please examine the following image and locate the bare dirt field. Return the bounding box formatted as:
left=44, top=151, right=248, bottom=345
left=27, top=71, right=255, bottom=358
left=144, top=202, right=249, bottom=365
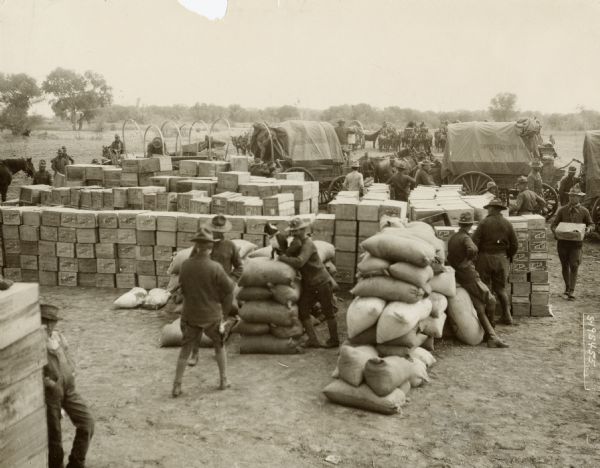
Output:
left=40, top=234, right=600, bottom=468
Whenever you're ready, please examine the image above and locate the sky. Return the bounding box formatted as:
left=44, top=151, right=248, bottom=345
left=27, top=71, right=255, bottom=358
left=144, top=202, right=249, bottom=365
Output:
left=1, top=0, right=600, bottom=115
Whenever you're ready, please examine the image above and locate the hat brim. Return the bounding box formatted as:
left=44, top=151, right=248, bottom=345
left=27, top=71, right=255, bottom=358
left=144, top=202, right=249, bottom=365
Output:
left=210, top=220, right=232, bottom=233
left=190, top=237, right=215, bottom=243
left=286, top=222, right=311, bottom=232
left=484, top=203, right=506, bottom=210
left=458, top=220, right=474, bottom=225
left=568, top=191, right=586, bottom=197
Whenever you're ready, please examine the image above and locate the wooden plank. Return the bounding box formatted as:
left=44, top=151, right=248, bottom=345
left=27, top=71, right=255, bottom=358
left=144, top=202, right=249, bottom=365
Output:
left=0, top=370, right=45, bottom=432
left=0, top=284, right=40, bottom=350
left=0, top=328, right=46, bottom=389
left=0, top=406, right=48, bottom=468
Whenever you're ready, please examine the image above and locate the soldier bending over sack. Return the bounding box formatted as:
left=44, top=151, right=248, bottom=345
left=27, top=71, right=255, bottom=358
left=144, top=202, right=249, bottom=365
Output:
left=448, top=213, right=508, bottom=348
left=278, top=217, right=340, bottom=348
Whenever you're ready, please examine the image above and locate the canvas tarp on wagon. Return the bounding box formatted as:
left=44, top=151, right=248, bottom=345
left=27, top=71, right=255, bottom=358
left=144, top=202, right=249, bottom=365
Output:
left=583, top=130, right=600, bottom=201
left=442, top=121, right=534, bottom=178
left=251, top=120, right=344, bottom=166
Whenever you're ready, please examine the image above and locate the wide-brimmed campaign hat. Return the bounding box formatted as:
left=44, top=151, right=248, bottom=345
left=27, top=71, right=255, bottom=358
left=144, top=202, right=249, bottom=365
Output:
left=568, top=184, right=586, bottom=197
left=209, top=214, right=232, bottom=233
left=484, top=198, right=507, bottom=210
left=568, top=166, right=577, bottom=173
left=486, top=181, right=497, bottom=189
left=395, top=160, right=408, bottom=170
left=420, top=160, right=432, bottom=166
left=530, top=160, right=542, bottom=168
left=351, top=160, right=360, bottom=168
left=190, top=226, right=215, bottom=243
left=458, top=212, right=475, bottom=225
left=286, top=217, right=311, bottom=232
left=41, top=304, right=61, bottom=322
left=517, top=175, right=528, bottom=185
left=337, top=119, right=346, bottom=124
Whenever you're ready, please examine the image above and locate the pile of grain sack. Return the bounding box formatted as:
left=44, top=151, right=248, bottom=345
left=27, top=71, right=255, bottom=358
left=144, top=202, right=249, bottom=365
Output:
left=235, top=240, right=336, bottom=353
left=158, top=237, right=337, bottom=353
left=323, top=218, right=484, bottom=414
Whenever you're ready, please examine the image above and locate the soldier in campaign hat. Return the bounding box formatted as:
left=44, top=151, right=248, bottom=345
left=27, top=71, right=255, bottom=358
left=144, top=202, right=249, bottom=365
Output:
left=278, top=217, right=339, bottom=348
left=41, top=303, right=95, bottom=468
left=343, top=160, right=365, bottom=194
left=472, top=199, right=519, bottom=326
left=448, top=213, right=508, bottom=348
left=527, top=159, right=544, bottom=195
left=172, top=226, right=235, bottom=396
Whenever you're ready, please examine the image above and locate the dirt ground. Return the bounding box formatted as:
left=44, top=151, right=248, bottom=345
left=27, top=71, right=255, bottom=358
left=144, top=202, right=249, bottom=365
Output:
left=4, top=129, right=600, bottom=466
left=37, top=233, right=600, bottom=468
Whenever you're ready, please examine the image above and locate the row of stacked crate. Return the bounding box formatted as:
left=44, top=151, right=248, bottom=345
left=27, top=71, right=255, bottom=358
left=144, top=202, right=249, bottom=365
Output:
left=327, top=185, right=408, bottom=284
left=0, top=283, right=48, bottom=467
left=0, top=206, right=323, bottom=289
left=21, top=166, right=319, bottom=217
left=433, top=213, right=550, bottom=318
left=408, top=185, right=494, bottom=224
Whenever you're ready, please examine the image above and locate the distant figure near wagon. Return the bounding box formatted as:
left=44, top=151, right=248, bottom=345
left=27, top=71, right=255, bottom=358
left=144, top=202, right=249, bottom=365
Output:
left=33, top=159, right=53, bottom=185
left=147, top=137, right=167, bottom=156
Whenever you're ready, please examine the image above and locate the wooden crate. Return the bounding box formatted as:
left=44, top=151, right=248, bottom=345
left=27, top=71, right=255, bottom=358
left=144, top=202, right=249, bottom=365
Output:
left=116, top=273, right=137, bottom=289
left=0, top=283, right=41, bottom=349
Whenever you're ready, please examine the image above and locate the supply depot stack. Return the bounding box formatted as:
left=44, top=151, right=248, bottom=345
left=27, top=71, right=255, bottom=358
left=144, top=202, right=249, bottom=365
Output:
left=508, top=214, right=551, bottom=318
left=0, top=283, right=48, bottom=467
left=322, top=220, right=455, bottom=415
left=328, top=187, right=407, bottom=286
left=433, top=213, right=552, bottom=320
left=236, top=257, right=304, bottom=354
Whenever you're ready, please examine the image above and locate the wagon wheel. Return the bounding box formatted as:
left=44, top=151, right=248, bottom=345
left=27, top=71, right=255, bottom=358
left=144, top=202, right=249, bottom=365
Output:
left=452, top=171, right=494, bottom=195
left=284, top=167, right=315, bottom=181
left=592, top=198, right=600, bottom=231
left=541, top=183, right=558, bottom=220
left=326, top=176, right=346, bottom=203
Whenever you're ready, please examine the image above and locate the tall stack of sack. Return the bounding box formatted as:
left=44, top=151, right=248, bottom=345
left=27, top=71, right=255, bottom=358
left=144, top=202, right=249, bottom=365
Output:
left=322, top=219, right=455, bottom=414
left=236, top=257, right=304, bottom=354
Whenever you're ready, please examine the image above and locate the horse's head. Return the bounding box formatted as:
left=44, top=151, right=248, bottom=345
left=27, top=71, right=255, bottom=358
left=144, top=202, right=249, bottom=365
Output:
left=24, top=157, right=35, bottom=178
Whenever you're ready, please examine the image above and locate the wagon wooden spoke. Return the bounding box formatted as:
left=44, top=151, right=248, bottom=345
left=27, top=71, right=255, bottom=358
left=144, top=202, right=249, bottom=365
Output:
left=452, top=171, right=494, bottom=195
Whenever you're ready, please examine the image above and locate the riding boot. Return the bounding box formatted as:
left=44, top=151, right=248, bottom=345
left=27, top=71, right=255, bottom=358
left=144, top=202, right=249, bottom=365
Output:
left=301, top=319, right=323, bottom=348
left=323, top=319, right=340, bottom=349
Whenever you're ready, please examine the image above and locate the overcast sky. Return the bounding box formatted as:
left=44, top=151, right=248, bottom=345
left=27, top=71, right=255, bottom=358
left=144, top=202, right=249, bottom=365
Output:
left=1, top=0, right=600, bottom=114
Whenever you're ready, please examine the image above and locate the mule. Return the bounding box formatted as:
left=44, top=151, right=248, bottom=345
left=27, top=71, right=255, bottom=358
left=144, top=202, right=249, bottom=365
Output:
left=0, top=157, right=35, bottom=201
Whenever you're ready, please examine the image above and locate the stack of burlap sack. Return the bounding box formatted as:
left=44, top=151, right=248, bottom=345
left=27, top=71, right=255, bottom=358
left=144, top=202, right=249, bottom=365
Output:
left=322, top=219, right=458, bottom=414
left=236, top=257, right=305, bottom=354
left=159, top=239, right=257, bottom=348
left=249, top=239, right=337, bottom=275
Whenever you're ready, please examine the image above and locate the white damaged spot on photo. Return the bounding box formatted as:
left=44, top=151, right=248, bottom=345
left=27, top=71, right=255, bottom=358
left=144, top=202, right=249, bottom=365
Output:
left=178, top=0, right=228, bottom=20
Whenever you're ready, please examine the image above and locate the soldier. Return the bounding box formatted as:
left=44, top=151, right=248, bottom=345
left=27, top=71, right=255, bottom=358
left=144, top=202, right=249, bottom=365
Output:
left=186, top=215, right=243, bottom=367
left=472, top=198, right=518, bottom=325
left=172, top=227, right=235, bottom=397
left=343, top=160, right=365, bottom=194
left=335, top=119, right=352, bottom=159
left=485, top=181, right=499, bottom=198
left=415, top=160, right=435, bottom=186
left=278, top=217, right=339, bottom=348
left=550, top=184, right=593, bottom=300
left=386, top=161, right=416, bottom=201
left=33, top=159, right=53, bottom=185
left=42, top=304, right=95, bottom=468
left=51, top=149, right=73, bottom=176
left=512, top=175, right=546, bottom=215
left=108, top=134, right=125, bottom=164
left=527, top=160, right=544, bottom=195
left=447, top=212, right=508, bottom=348
left=558, top=166, right=578, bottom=206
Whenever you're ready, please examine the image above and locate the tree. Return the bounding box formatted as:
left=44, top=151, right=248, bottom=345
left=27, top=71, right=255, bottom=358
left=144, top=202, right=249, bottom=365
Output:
left=274, top=105, right=299, bottom=122
left=42, top=68, right=113, bottom=130
left=489, top=93, right=518, bottom=122
left=0, top=73, right=42, bottom=135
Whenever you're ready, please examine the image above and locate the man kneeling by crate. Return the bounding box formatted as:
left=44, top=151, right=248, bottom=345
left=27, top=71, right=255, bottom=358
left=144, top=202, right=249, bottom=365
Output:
left=277, top=217, right=340, bottom=348
left=42, top=304, right=95, bottom=468
left=448, top=213, right=509, bottom=348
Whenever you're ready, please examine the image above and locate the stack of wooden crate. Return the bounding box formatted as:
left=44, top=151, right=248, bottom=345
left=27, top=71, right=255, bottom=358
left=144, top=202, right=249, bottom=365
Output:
left=508, top=214, right=551, bottom=317
left=0, top=283, right=48, bottom=467
left=119, top=157, right=172, bottom=186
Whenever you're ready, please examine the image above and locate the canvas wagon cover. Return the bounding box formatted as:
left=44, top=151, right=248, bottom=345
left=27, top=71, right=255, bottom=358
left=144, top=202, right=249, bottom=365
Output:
left=583, top=130, right=600, bottom=201
left=443, top=121, right=533, bottom=177
left=273, top=120, right=343, bottom=164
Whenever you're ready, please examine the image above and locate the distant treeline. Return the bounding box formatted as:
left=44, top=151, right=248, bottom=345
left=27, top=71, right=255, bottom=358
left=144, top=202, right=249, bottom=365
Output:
left=92, top=103, right=600, bottom=132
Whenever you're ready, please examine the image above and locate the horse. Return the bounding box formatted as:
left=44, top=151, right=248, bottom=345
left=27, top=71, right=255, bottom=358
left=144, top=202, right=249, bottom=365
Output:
left=363, top=128, right=382, bottom=149
left=0, top=157, right=35, bottom=201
